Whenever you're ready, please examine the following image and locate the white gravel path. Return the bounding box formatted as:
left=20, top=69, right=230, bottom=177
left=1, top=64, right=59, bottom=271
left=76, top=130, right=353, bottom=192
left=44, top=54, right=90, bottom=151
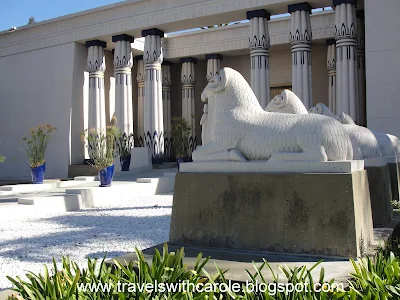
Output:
left=0, top=194, right=173, bottom=290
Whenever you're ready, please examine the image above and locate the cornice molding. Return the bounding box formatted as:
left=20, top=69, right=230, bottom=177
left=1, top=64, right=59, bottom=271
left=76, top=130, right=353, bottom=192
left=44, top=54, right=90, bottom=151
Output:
left=0, top=0, right=333, bottom=58
left=166, top=13, right=334, bottom=59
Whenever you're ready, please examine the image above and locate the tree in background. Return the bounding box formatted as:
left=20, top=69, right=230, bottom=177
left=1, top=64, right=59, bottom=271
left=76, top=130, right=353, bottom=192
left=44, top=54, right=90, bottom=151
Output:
left=28, top=17, right=36, bottom=25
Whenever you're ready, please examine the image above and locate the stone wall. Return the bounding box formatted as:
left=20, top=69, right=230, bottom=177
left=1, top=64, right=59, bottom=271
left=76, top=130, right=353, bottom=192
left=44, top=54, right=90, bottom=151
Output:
left=365, top=0, right=400, bottom=138
left=0, top=43, right=76, bottom=179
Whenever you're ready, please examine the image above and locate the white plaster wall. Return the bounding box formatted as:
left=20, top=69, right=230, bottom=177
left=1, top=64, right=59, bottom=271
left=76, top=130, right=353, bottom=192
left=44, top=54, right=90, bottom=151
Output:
left=365, top=0, right=400, bottom=137
left=70, top=43, right=88, bottom=164
left=0, top=43, right=75, bottom=179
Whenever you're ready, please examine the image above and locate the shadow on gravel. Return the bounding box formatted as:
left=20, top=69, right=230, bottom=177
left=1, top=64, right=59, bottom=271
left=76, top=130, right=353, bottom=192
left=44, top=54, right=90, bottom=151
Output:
left=0, top=214, right=171, bottom=264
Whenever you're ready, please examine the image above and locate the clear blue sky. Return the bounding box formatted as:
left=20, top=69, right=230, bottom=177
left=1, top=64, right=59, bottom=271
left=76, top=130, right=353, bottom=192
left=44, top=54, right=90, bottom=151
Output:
left=0, top=0, right=124, bottom=31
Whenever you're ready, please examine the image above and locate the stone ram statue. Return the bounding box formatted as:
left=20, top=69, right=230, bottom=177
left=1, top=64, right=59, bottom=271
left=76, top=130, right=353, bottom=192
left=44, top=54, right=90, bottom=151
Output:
left=309, top=103, right=382, bottom=158
left=194, top=68, right=353, bottom=162
left=337, top=111, right=400, bottom=157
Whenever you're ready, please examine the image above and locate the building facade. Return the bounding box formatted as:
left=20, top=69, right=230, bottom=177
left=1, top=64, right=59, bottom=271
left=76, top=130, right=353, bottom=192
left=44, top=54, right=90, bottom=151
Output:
left=0, top=0, right=397, bottom=179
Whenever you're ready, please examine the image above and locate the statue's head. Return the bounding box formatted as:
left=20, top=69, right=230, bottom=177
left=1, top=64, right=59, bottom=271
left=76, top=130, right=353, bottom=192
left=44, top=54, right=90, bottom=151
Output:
left=309, top=103, right=336, bottom=118
left=201, top=68, right=260, bottom=110
left=337, top=112, right=356, bottom=125
left=265, top=90, right=308, bottom=114
left=201, top=69, right=227, bottom=103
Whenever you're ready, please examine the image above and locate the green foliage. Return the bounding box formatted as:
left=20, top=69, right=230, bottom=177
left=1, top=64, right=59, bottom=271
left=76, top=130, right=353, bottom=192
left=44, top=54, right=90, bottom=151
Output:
left=0, top=156, right=5, bottom=163
left=22, top=124, right=57, bottom=167
left=7, top=243, right=400, bottom=299
left=347, top=251, right=400, bottom=298
left=230, top=260, right=344, bottom=300
left=391, top=200, right=400, bottom=210
left=171, top=117, right=191, bottom=158
left=7, top=244, right=224, bottom=300
left=81, top=126, right=119, bottom=170
left=117, top=133, right=134, bottom=158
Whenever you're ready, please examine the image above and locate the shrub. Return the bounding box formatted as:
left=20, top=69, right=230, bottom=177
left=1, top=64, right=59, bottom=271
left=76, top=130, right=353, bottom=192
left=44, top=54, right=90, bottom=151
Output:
left=117, top=132, right=134, bottom=158
left=22, top=124, right=57, bottom=167
left=171, top=117, right=191, bottom=158
left=391, top=200, right=400, bottom=210
left=81, top=126, right=119, bottom=170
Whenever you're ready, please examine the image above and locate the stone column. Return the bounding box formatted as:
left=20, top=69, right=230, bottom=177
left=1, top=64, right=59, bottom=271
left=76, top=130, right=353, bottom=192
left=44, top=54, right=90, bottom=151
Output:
left=356, top=10, right=366, bottom=126
left=162, top=61, right=172, bottom=158
left=203, top=54, right=223, bottom=146
left=327, top=39, right=337, bottom=114
left=181, top=57, right=197, bottom=150
left=247, top=9, right=271, bottom=108
left=289, top=3, right=313, bottom=109
left=85, top=40, right=107, bottom=133
left=334, top=0, right=358, bottom=122
left=136, top=55, right=145, bottom=146
left=142, top=28, right=164, bottom=159
left=112, top=34, right=134, bottom=136
left=205, top=54, right=222, bottom=81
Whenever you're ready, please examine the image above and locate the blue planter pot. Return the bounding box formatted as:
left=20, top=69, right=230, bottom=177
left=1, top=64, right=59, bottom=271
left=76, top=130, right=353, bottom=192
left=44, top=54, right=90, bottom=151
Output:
left=120, top=155, right=131, bottom=171
left=31, top=162, right=46, bottom=184
left=99, top=164, right=114, bottom=187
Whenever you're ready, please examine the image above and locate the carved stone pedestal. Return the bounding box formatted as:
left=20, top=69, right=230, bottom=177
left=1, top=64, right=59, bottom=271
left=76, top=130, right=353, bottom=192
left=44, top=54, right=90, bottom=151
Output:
left=364, top=158, right=393, bottom=226
left=386, top=157, right=400, bottom=201
left=170, top=171, right=374, bottom=258
left=364, top=165, right=393, bottom=227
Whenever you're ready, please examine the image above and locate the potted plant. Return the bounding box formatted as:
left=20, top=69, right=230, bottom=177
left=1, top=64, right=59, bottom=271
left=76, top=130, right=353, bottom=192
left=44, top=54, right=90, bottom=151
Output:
left=22, top=124, right=57, bottom=184
left=81, top=126, right=118, bottom=187
left=171, top=117, right=191, bottom=171
left=117, top=132, right=134, bottom=171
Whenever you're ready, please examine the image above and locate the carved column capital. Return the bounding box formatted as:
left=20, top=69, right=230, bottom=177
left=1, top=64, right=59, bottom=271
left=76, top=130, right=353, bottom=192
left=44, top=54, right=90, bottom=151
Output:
left=326, top=39, right=336, bottom=71
left=289, top=3, right=312, bottom=47
left=112, top=34, right=134, bottom=71
left=142, top=28, right=164, bottom=64
left=206, top=54, right=223, bottom=82
left=181, top=57, right=197, bottom=86
left=136, top=56, right=145, bottom=83
left=247, top=10, right=271, bottom=51
left=162, top=62, right=172, bottom=87
left=333, top=1, right=357, bottom=42
left=85, top=40, right=106, bottom=73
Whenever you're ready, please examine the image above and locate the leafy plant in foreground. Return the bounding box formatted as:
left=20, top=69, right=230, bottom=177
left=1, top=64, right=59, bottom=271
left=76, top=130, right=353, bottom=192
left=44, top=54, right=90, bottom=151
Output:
left=347, top=251, right=400, bottom=299
left=6, top=244, right=224, bottom=300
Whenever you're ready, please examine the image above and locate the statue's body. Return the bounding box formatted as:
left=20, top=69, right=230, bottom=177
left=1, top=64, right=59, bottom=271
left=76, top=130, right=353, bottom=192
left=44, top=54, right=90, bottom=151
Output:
left=195, top=68, right=353, bottom=162
left=337, top=111, right=400, bottom=157
left=308, top=103, right=384, bottom=158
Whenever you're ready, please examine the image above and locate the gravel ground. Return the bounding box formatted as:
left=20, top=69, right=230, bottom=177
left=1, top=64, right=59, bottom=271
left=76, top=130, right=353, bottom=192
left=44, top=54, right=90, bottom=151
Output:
left=0, top=194, right=173, bottom=290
